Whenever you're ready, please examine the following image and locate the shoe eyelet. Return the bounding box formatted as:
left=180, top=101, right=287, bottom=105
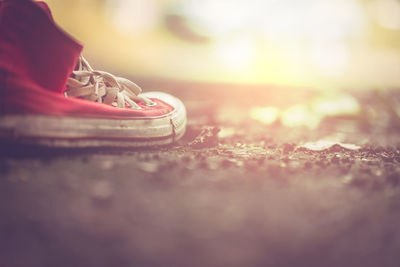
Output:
left=146, top=101, right=157, bottom=107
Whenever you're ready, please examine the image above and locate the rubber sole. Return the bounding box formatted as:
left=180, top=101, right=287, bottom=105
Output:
left=0, top=92, right=187, bottom=148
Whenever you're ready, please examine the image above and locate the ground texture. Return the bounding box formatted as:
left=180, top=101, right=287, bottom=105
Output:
left=1, top=83, right=400, bottom=267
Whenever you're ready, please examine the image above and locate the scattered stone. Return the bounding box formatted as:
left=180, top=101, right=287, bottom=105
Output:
left=341, top=157, right=353, bottom=164
left=381, top=154, right=394, bottom=163
left=299, top=140, right=361, bottom=151
left=331, top=155, right=340, bottom=164
left=218, top=127, right=235, bottom=138
left=282, top=143, right=295, bottom=154
left=188, top=126, right=220, bottom=149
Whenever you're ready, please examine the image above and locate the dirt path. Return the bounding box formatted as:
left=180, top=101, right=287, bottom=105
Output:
left=1, top=84, right=400, bottom=267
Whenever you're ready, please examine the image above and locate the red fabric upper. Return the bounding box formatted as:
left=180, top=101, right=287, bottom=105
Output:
left=0, top=0, right=174, bottom=118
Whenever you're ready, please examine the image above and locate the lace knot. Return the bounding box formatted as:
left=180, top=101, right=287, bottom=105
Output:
left=66, top=56, right=155, bottom=109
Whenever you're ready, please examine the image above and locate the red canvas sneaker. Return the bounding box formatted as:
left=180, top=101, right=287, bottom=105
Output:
left=0, top=0, right=186, bottom=147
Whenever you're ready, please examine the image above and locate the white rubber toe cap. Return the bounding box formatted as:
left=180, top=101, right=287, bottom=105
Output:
left=0, top=92, right=187, bottom=148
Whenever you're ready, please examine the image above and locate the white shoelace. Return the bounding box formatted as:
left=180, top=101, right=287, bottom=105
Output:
left=66, top=56, right=155, bottom=109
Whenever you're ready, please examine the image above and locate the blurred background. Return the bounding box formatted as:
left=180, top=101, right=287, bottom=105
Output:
left=45, top=0, right=400, bottom=90
left=4, top=3, right=400, bottom=267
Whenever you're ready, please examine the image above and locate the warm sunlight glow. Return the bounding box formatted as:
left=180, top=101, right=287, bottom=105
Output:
left=250, top=93, right=360, bottom=129
left=170, top=0, right=367, bottom=86
left=369, top=0, right=400, bottom=30
left=281, top=105, right=320, bottom=129
left=250, top=107, right=279, bottom=125
left=214, top=36, right=255, bottom=72
left=311, top=93, right=360, bottom=117
left=311, top=42, right=349, bottom=76
left=46, top=0, right=400, bottom=88
left=107, top=0, right=160, bottom=35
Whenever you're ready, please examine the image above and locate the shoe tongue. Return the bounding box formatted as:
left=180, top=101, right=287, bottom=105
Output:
left=35, top=1, right=56, bottom=23
left=0, top=0, right=83, bottom=93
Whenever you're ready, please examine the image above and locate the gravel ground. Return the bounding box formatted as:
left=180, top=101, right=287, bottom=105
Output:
left=1, top=83, right=400, bottom=267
